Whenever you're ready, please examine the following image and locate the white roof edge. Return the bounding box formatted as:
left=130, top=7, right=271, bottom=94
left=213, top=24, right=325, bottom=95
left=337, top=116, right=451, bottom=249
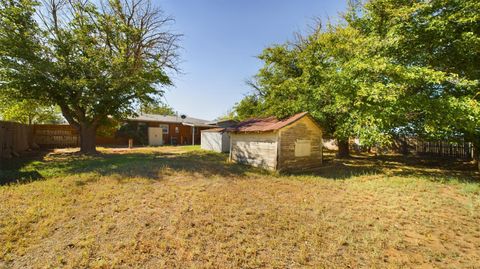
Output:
left=128, top=118, right=181, bottom=124
left=127, top=113, right=213, bottom=125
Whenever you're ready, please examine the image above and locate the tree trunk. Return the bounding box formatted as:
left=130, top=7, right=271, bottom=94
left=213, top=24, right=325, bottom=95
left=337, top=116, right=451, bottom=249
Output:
left=473, top=143, right=479, bottom=171
left=337, top=139, right=350, bottom=158
left=79, top=124, right=97, bottom=154
left=401, top=136, right=409, bottom=156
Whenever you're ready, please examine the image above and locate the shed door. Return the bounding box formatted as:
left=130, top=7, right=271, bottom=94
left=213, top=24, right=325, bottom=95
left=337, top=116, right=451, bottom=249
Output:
left=148, top=127, right=163, bottom=146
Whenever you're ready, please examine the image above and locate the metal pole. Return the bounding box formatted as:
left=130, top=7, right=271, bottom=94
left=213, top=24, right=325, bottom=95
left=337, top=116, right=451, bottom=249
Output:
left=192, top=126, right=195, bottom=145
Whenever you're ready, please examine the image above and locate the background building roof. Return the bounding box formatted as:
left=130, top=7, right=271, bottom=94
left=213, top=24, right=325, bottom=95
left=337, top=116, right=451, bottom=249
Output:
left=128, top=114, right=213, bottom=127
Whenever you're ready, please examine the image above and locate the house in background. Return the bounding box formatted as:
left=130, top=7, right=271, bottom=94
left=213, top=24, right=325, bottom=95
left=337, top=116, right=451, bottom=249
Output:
left=126, top=114, right=214, bottom=146
left=227, top=112, right=323, bottom=172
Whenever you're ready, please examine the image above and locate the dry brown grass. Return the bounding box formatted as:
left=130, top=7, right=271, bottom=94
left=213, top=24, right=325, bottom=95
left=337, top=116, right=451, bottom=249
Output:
left=0, top=146, right=479, bottom=268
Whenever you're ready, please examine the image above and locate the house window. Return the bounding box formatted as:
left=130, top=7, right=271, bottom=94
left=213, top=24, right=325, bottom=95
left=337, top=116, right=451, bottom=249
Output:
left=295, top=139, right=311, bottom=157
left=159, top=124, right=169, bottom=134
left=175, top=127, right=179, bottom=134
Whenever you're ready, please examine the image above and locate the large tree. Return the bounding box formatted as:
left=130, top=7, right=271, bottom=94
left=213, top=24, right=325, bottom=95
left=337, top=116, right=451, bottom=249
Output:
left=236, top=0, right=479, bottom=160
left=140, top=102, right=176, bottom=116
left=0, top=0, right=180, bottom=153
left=349, top=0, right=480, bottom=165
left=237, top=24, right=403, bottom=157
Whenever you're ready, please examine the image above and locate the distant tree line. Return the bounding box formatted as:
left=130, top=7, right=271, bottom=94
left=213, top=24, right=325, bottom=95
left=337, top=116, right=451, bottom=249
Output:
left=0, top=96, right=64, bottom=124
left=140, top=102, right=177, bottom=116
left=232, top=0, right=479, bottom=164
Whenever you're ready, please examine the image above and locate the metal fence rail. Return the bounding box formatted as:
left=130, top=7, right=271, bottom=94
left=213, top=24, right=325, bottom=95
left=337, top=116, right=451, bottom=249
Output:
left=415, top=140, right=473, bottom=159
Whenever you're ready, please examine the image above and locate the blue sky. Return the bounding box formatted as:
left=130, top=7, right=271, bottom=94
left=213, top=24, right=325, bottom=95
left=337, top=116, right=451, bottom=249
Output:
left=159, top=0, right=347, bottom=120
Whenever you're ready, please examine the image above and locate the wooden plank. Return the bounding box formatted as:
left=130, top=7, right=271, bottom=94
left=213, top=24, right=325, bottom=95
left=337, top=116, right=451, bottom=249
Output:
left=0, top=121, right=34, bottom=157
left=277, top=117, right=323, bottom=172
left=33, top=124, right=78, bottom=147
left=230, top=133, right=278, bottom=170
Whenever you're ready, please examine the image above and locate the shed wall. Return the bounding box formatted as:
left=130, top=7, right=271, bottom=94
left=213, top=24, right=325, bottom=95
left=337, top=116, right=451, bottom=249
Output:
left=201, top=132, right=231, bottom=153
left=221, top=132, right=230, bottom=152
left=201, top=132, right=222, bottom=152
left=278, top=117, right=322, bottom=172
left=230, top=132, right=277, bottom=170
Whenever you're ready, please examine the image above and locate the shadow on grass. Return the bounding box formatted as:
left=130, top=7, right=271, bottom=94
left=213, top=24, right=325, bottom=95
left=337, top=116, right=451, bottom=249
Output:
left=306, top=154, right=479, bottom=183
left=2, top=149, right=478, bottom=186
left=0, top=149, right=266, bottom=185
left=0, top=150, right=51, bottom=185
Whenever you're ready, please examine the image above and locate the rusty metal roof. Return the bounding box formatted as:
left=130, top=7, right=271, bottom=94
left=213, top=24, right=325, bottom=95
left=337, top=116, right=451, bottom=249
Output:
left=226, top=112, right=312, bottom=133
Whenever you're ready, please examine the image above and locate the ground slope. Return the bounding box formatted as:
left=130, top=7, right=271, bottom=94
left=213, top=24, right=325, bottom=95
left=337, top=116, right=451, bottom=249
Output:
left=1, top=147, right=479, bottom=268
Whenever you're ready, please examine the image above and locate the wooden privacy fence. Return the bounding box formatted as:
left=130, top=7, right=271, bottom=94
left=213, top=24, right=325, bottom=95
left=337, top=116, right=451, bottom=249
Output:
left=32, top=124, right=128, bottom=148
left=33, top=124, right=79, bottom=147
left=33, top=125, right=128, bottom=147
left=1, top=122, right=129, bottom=158
left=0, top=121, right=33, bottom=158
left=415, top=140, right=474, bottom=159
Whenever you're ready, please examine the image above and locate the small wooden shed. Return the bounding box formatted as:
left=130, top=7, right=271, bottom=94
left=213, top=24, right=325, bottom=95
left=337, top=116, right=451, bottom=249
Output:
left=228, top=112, right=323, bottom=172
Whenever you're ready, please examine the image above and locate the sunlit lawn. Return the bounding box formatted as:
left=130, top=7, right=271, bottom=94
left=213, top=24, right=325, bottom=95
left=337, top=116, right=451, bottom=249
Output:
left=1, top=146, right=479, bottom=268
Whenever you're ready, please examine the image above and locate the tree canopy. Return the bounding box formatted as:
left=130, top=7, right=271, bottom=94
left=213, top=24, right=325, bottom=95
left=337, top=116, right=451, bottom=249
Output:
left=140, top=102, right=176, bottom=116
left=0, top=97, right=64, bottom=124
left=234, top=0, right=479, bottom=158
left=0, top=0, right=180, bottom=152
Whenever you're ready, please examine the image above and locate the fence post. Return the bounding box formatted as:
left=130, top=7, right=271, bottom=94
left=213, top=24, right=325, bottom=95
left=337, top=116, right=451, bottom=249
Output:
left=128, top=139, right=133, bottom=149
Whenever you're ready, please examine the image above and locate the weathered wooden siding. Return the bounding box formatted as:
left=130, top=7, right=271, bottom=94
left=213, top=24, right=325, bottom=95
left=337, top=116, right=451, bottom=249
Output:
left=278, top=117, right=322, bottom=172
left=33, top=125, right=128, bottom=147
left=0, top=121, right=33, bottom=158
left=202, top=132, right=230, bottom=153
left=33, top=124, right=79, bottom=147
left=221, top=132, right=230, bottom=153
left=230, top=133, right=278, bottom=170
left=201, top=132, right=222, bottom=152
